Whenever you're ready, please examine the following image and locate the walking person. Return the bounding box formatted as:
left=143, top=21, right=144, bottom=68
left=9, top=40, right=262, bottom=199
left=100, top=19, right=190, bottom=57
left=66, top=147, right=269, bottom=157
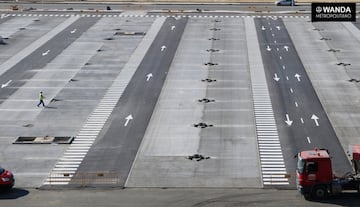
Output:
left=37, top=91, right=46, bottom=107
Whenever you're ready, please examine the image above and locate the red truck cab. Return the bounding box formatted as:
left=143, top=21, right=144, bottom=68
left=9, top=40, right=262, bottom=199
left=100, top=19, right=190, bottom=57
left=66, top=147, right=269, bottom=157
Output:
left=296, top=148, right=333, bottom=198
left=297, top=146, right=360, bottom=199
left=0, top=166, right=14, bottom=190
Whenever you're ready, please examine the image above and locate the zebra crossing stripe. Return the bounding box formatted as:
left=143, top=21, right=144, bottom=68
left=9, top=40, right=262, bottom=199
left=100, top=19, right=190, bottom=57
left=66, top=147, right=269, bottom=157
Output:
left=245, top=18, right=289, bottom=186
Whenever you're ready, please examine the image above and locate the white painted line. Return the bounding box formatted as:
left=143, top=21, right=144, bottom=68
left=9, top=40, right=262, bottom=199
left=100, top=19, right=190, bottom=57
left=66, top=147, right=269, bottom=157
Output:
left=307, top=137, right=311, bottom=144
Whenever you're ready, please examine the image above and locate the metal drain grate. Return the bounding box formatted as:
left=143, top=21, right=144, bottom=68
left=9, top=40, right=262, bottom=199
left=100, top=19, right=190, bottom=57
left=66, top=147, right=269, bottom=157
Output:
left=13, top=136, right=74, bottom=144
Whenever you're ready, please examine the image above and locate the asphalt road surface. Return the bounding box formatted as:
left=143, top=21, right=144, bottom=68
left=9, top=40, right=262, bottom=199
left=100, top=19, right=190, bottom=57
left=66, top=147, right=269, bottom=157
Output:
left=73, top=17, right=188, bottom=187
left=0, top=6, right=359, bottom=207
left=0, top=17, right=99, bottom=104
left=255, top=17, right=352, bottom=180
left=1, top=188, right=360, bottom=207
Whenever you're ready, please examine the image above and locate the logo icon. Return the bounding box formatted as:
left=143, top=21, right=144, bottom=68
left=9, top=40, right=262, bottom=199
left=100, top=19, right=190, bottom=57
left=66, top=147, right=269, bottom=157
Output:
left=316, top=6, right=322, bottom=13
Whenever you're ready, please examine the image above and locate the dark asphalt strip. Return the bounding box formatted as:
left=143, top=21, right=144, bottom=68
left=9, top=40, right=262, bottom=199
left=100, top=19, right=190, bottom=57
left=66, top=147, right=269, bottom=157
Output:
left=73, top=17, right=188, bottom=187
left=255, top=18, right=352, bottom=185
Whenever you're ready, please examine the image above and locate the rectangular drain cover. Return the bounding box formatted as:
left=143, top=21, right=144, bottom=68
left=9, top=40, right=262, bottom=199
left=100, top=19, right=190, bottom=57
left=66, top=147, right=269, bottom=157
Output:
left=13, top=136, right=74, bottom=144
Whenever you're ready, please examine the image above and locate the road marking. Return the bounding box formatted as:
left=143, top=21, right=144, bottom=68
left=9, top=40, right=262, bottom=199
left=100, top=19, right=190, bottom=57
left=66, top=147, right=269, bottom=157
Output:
left=161, top=45, right=166, bottom=51
left=70, top=29, right=77, bottom=34
left=266, top=45, right=271, bottom=51
left=294, top=73, right=301, bottom=82
left=146, top=73, right=153, bottom=81
left=307, top=137, right=311, bottom=144
left=124, top=114, right=133, bottom=126
left=171, top=25, right=176, bottom=30
left=311, top=114, right=320, bottom=126
left=301, top=118, right=304, bottom=124
left=286, top=76, right=289, bottom=80
left=284, top=46, right=289, bottom=51
left=273, top=73, right=280, bottom=82
left=42, top=50, right=50, bottom=56
left=1, top=80, right=12, bottom=88
left=282, top=65, right=286, bottom=70
left=290, top=88, right=293, bottom=93
left=285, top=114, right=293, bottom=126
left=295, top=102, right=298, bottom=107
left=279, top=56, right=282, bottom=60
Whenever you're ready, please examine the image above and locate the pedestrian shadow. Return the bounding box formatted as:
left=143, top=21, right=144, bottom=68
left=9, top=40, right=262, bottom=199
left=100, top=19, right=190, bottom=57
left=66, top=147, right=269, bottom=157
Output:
left=0, top=188, right=29, bottom=199
left=44, top=106, right=57, bottom=109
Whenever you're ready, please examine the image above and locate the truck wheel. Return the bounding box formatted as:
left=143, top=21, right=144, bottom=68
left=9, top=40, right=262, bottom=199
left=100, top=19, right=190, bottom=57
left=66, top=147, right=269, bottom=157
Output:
left=312, top=186, right=328, bottom=199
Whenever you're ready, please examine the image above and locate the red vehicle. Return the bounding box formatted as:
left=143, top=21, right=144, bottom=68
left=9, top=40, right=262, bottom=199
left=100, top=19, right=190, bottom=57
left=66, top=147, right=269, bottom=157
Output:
left=0, top=166, right=14, bottom=190
left=296, top=145, right=360, bottom=199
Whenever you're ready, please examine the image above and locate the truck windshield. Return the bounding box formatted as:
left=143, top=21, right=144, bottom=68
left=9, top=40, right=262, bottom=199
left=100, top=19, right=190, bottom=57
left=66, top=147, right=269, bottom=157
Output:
left=0, top=167, right=4, bottom=174
left=297, top=157, right=305, bottom=173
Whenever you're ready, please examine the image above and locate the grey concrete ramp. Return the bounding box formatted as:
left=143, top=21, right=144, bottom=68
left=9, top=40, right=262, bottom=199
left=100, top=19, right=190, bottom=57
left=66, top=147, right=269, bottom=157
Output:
left=126, top=18, right=261, bottom=188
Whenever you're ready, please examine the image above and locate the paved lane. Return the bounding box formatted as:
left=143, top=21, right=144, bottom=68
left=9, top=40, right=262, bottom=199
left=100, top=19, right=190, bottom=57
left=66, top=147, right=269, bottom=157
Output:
left=73, top=17, right=188, bottom=187
left=255, top=17, right=352, bottom=185
left=0, top=17, right=99, bottom=104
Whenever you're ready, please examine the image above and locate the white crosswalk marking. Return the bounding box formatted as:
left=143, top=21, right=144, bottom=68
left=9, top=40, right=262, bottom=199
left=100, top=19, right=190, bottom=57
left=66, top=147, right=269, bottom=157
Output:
left=246, top=18, right=289, bottom=186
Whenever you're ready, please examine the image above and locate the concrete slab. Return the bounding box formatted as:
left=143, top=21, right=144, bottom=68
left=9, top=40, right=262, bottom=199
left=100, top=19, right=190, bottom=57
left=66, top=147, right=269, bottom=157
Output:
left=284, top=19, right=360, bottom=154
left=127, top=18, right=260, bottom=188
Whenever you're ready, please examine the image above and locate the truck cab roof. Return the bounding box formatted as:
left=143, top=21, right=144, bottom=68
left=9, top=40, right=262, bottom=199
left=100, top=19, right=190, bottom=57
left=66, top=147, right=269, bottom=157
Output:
left=299, top=149, right=330, bottom=160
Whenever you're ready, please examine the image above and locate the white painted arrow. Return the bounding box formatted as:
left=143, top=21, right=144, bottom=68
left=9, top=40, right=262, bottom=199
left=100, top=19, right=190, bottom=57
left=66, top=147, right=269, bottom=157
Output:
left=161, top=45, right=166, bottom=52
left=266, top=45, right=271, bottom=51
left=171, top=26, right=176, bottom=31
left=273, top=73, right=280, bottom=82
left=1, top=80, right=12, bottom=88
left=146, top=73, right=153, bottom=81
left=261, top=26, right=266, bottom=30
left=42, top=50, right=50, bottom=56
left=276, top=26, right=281, bottom=30
left=70, top=29, right=77, bottom=34
left=294, top=73, right=301, bottom=82
left=124, top=114, right=133, bottom=127
left=284, top=46, right=289, bottom=51
left=285, top=114, right=293, bottom=126
left=311, top=114, right=319, bottom=126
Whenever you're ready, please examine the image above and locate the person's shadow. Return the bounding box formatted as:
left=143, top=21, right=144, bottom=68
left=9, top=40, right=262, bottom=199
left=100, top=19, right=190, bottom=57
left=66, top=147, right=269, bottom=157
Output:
left=0, top=188, right=29, bottom=199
